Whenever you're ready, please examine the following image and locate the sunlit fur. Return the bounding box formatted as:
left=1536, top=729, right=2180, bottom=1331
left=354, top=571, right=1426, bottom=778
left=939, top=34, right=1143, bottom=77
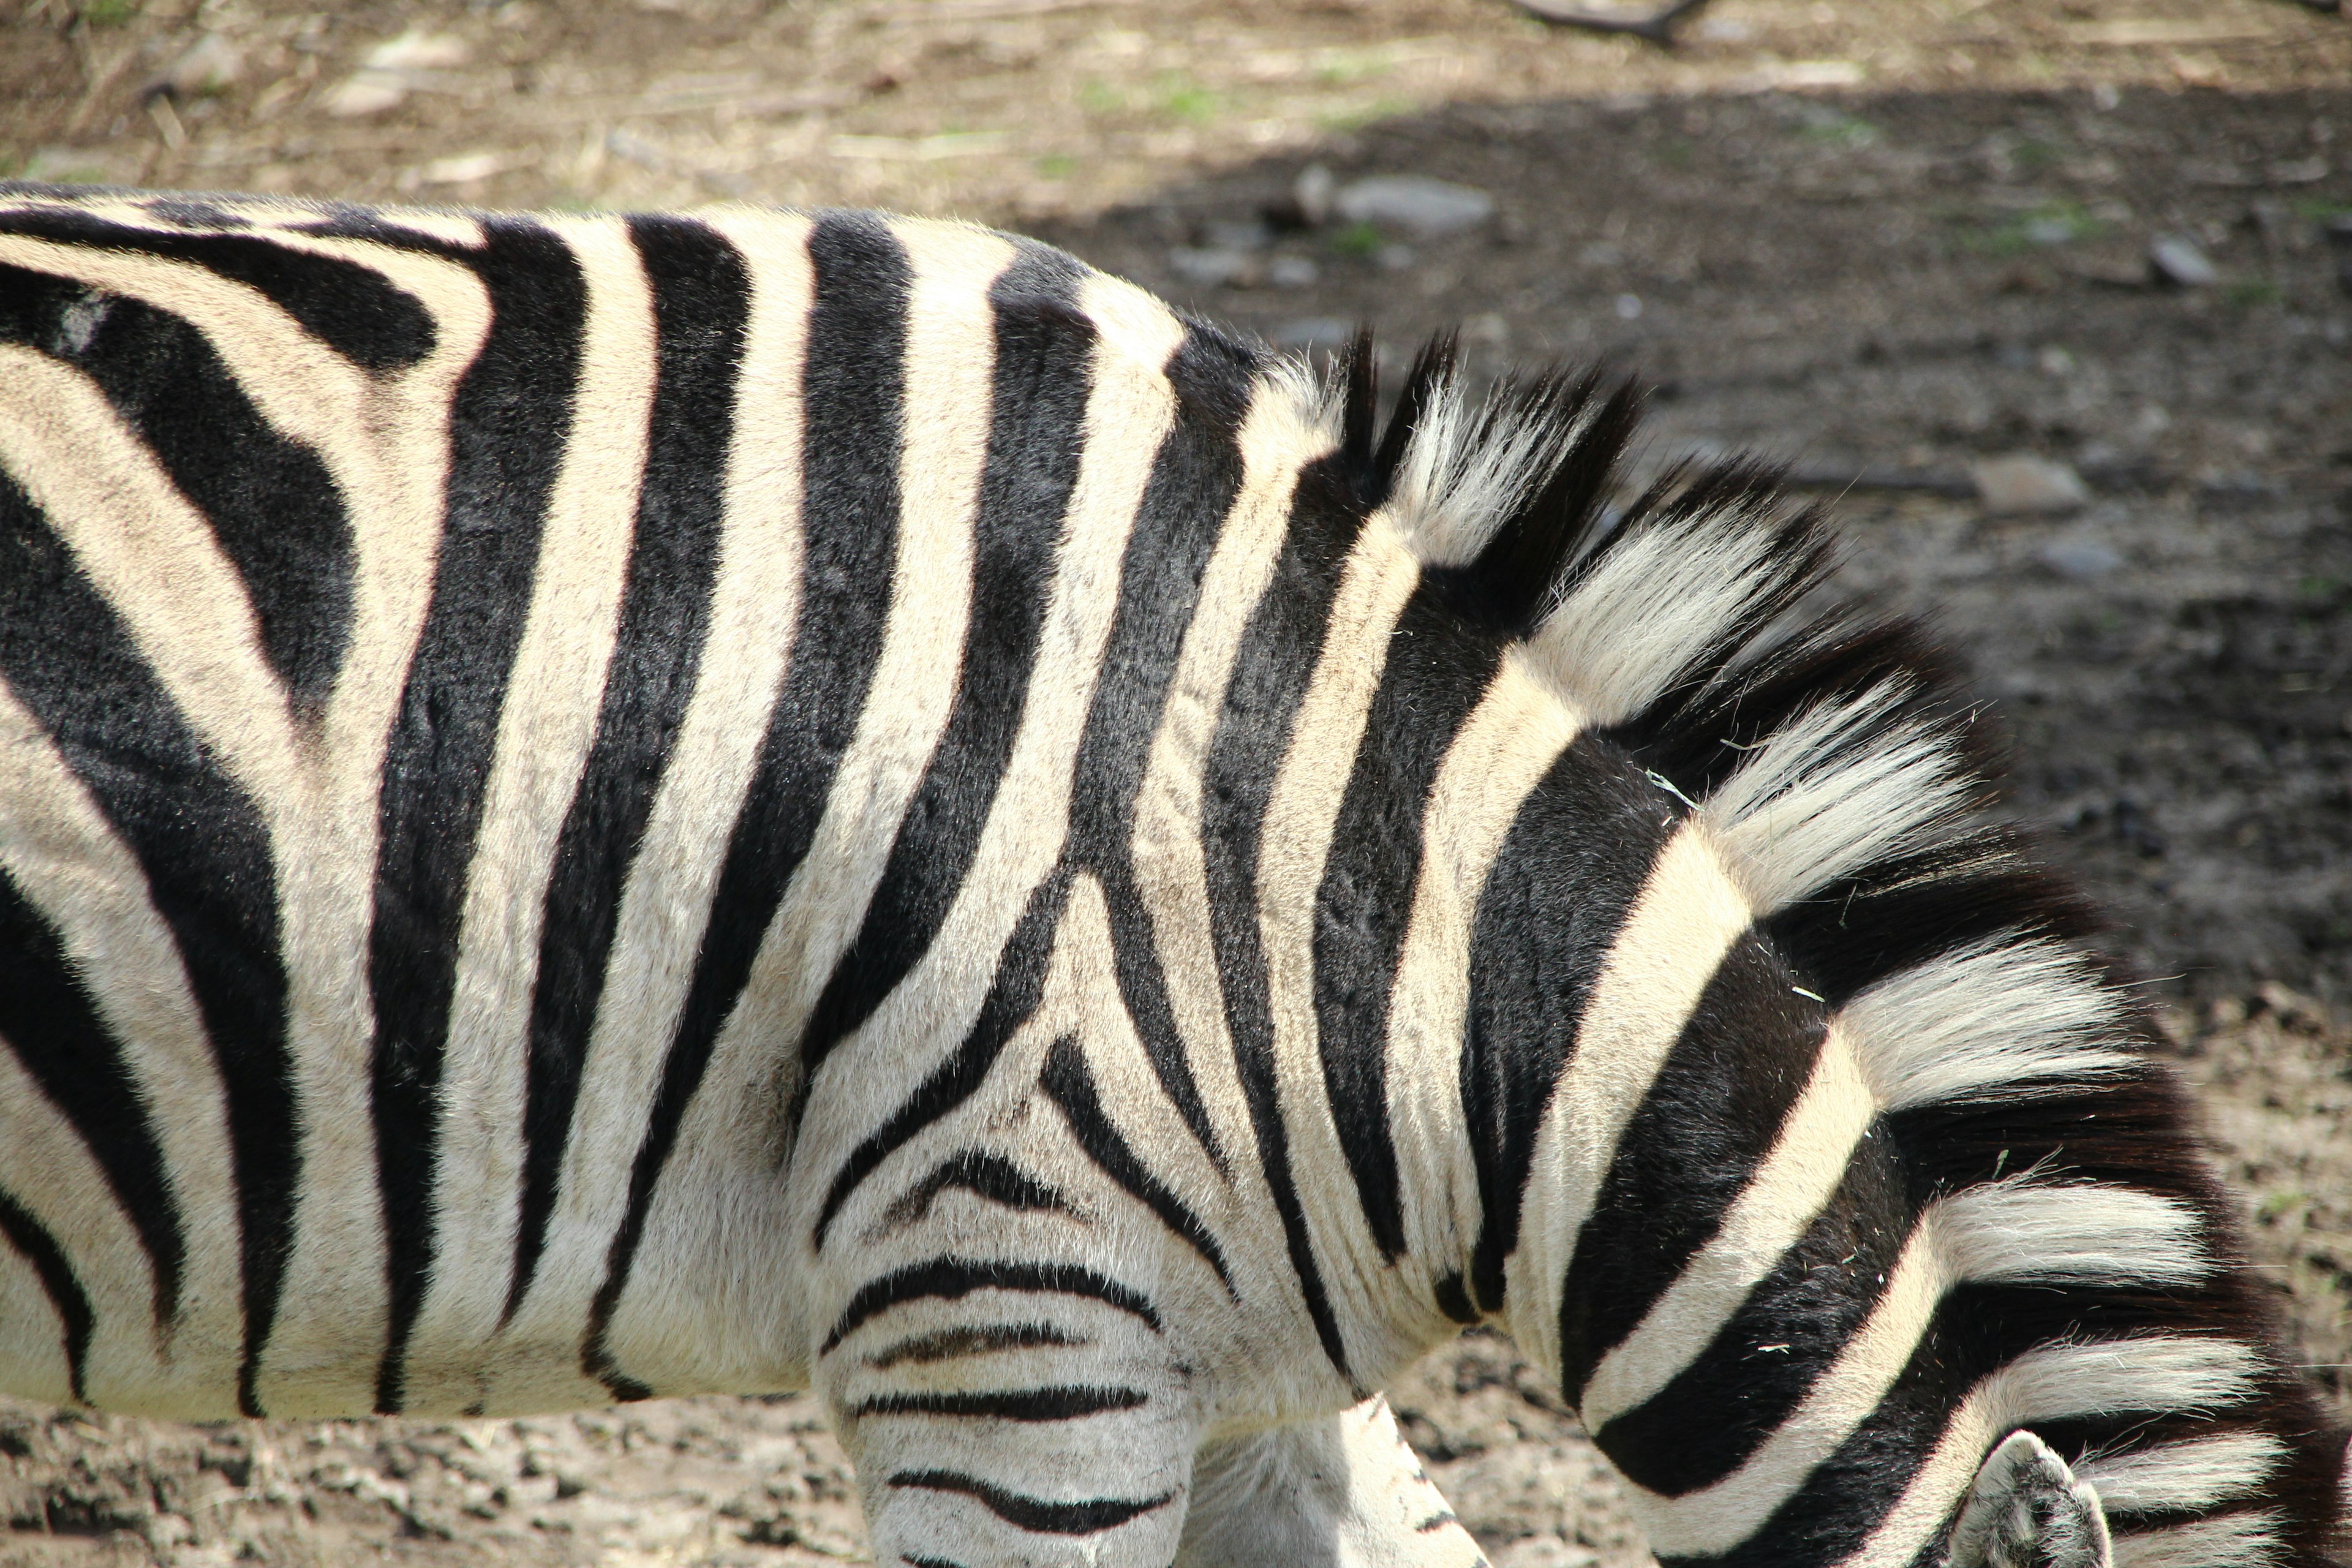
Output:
left=0, top=184, right=2342, bottom=1568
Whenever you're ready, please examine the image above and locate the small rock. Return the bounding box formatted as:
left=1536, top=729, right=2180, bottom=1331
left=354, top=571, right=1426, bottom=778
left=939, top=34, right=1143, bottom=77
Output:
left=1200, top=218, right=1273, bottom=252
left=1375, top=243, right=1417, bottom=272
left=1972, top=455, right=2090, bottom=515
left=364, top=31, right=473, bottom=71
left=1167, top=247, right=1257, bottom=288
left=325, top=31, right=470, bottom=116
left=322, top=75, right=410, bottom=116
left=1267, top=255, right=1319, bottom=288
left=2037, top=538, right=2121, bottom=579
left=1613, top=293, right=1644, bottom=321
left=1273, top=317, right=1353, bottom=352
left=149, top=34, right=242, bottom=100
left=1293, top=163, right=1336, bottom=227
left=1333, top=175, right=1494, bottom=238
left=2148, top=234, right=2218, bottom=287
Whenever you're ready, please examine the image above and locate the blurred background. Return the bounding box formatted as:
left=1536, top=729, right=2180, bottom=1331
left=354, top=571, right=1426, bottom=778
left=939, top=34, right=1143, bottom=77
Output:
left=3, top=1, right=2351, bottom=1563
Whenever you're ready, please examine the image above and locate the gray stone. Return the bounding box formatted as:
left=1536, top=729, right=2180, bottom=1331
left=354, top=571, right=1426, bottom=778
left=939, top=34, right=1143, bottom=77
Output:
left=1972, top=455, right=2090, bottom=515
left=1293, top=163, right=1336, bottom=227
left=151, top=34, right=243, bottom=100
left=1167, top=247, right=1257, bottom=288
left=1334, top=175, right=1495, bottom=238
left=2148, top=234, right=2219, bottom=287
left=1202, top=218, right=1273, bottom=252
left=2037, top=539, right=2122, bottom=580
left=1267, top=255, right=1320, bottom=288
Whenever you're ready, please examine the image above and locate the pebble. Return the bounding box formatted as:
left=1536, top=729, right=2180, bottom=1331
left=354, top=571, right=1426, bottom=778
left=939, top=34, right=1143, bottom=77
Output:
left=325, top=31, right=472, bottom=116
left=1334, top=175, right=1494, bottom=238
left=1167, top=247, right=1256, bottom=288
left=149, top=34, right=243, bottom=100
left=2037, top=539, right=2122, bottom=580
left=1293, top=163, right=1336, bottom=227
left=1201, top=218, right=1273, bottom=252
left=1972, top=455, right=2090, bottom=516
left=1267, top=255, right=1319, bottom=288
left=1376, top=243, right=1417, bottom=271
left=2147, top=234, right=2218, bottom=287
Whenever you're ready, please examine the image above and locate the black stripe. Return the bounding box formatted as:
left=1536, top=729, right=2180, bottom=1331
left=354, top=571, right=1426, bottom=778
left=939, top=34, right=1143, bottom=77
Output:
left=1312, top=585, right=1503, bottom=1260
left=368, top=219, right=587, bottom=1415
left=0, top=206, right=437, bottom=371
left=1557, top=932, right=1826, bottom=1401
left=853, top=1385, right=1149, bottom=1421
left=886, top=1470, right=1175, bottom=1536
left=1668, top=1285, right=2264, bottom=1568
left=902, top=1556, right=971, bottom=1568
left=796, top=247, right=1091, bottom=1089
left=0, top=1185, right=94, bottom=1404
left=0, top=470, right=293, bottom=1419
left=1064, top=326, right=1256, bottom=1174
left=1041, top=1035, right=1234, bottom=1294
left=1200, top=451, right=1363, bottom=1376
left=884, top=1150, right=1079, bottom=1230
left=0, top=868, right=184, bottom=1324
left=1763, top=834, right=2097, bottom=1011
left=577, top=212, right=910, bottom=1387
left=1460, top=737, right=1673, bottom=1314
left=813, top=876, right=1067, bottom=1248
left=1590, top=1121, right=1909, bottom=1495
left=504, top=216, right=744, bottom=1332
left=0, top=266, right=351, bottom=713
left=822, top=1256, right=1161, bottom=1355
left=868, top=1322, right=1088, bottom=1370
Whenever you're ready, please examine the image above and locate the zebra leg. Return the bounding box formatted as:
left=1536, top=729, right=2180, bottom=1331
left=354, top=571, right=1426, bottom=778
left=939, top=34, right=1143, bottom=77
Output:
left=822, top=1305, right=1199, bottom=1568
left=1177, top=1395, right=1490, bottom=1568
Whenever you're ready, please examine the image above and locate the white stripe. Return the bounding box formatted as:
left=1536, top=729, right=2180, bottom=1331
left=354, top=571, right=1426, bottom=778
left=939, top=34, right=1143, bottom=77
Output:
left=0, top=681, right=241, bottom=1408
left=1842, top=938, right=2135, bottom=1112
left=1508, top=819, right=1752, bottom=1379
left=2076, top=1433, right=2285, bottom=1514
left=431, top=217, right=656, bottom=1411
left=1932, top=1177, right=2209, bottom=1289
left=1257, top=518, right=1423, bottom=1368
left=1125, top=371, right=1337, bottom=1365
left=1705, top=685, right=1970, bottom=915
left=1524, top=511, right=1789, bottom=728
left=1839, top=1339, right=2263, bottom=1568
left=541, top=208, right=817, bottom=1404
left=2110, top=1511, right=2285, bottom=1568
left=1385, top=650, right=1583, bottom=1285
left=1578, top=1023, right=1874, bottom=1430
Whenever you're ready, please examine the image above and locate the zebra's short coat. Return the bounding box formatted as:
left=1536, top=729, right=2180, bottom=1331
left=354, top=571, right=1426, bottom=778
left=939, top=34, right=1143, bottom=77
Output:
left=0, top=184, right=2341, bottom=1568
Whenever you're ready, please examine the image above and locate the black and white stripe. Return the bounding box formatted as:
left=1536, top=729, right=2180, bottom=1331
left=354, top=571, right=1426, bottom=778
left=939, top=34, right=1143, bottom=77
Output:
left=0, top=183, right=2341, bottom=1568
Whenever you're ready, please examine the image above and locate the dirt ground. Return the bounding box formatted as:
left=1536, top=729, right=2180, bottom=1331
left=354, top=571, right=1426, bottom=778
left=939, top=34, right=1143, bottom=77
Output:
left=3, top=0, right=2351, bottom=1562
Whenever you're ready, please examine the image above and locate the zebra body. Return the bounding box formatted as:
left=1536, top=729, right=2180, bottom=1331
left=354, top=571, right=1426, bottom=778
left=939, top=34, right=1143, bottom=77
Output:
left=0, top=184, right=2339, bottom=1568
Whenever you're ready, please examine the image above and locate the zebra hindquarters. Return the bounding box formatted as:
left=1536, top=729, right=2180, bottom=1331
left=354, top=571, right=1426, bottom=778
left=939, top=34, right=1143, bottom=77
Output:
left=1179, top=1396, right=1492, bottom=1568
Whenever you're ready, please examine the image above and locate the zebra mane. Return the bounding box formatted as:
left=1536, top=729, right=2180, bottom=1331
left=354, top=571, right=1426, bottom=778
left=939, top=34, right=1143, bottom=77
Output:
left=1303, top=330, right=2349, bottom=1555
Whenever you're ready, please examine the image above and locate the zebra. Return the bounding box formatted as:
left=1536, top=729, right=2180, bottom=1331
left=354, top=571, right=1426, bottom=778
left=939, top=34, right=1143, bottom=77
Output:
left=0, top=181, right=2341, bottom=1568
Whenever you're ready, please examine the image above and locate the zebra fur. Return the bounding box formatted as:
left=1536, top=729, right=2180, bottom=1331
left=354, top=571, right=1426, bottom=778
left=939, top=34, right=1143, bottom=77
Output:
left=0, top=183, right=2340, bottom=1568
